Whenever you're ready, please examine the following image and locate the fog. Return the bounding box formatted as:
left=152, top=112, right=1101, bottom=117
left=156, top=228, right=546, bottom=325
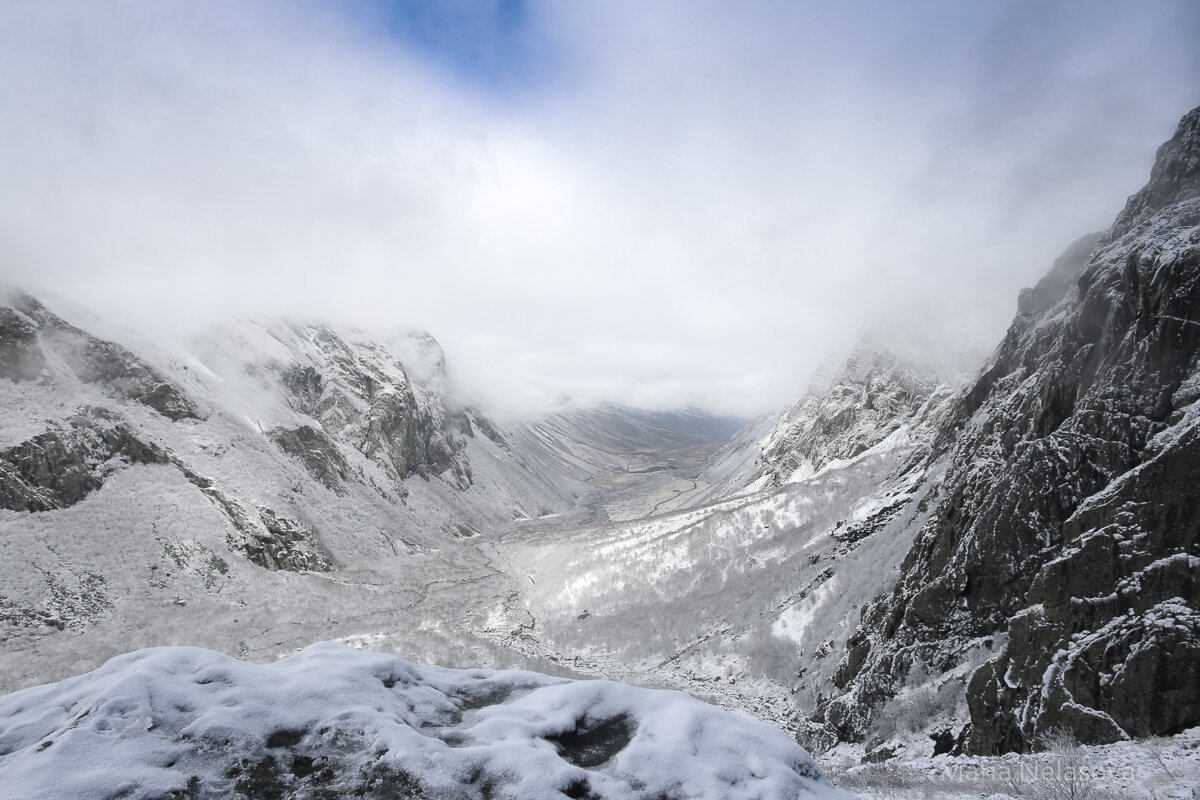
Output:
left=1, top=1, right=1197, bottom=417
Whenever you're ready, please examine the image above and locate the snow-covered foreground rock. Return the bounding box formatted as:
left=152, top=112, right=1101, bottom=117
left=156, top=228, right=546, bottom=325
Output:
left=0, top=642, right=850, bottom=800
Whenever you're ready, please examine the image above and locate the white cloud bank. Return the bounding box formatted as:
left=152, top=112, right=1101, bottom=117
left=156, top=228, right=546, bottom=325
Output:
left=1, top=0, right=1197, bottom=416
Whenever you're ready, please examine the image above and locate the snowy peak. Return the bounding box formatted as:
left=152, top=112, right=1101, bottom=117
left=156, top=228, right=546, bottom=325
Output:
left=1111, top=104, right=1200, bottom=238
left=826, top=103, right=1200, bottom=754
left=754, top=342, right=952, bottom=488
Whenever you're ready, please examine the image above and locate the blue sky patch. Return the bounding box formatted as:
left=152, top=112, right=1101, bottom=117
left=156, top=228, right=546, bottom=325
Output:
left=352, top=0, right=557, bottom=97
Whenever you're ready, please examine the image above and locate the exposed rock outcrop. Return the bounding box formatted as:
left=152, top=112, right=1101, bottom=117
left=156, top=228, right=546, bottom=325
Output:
left=267, top=424, right=351, bottom=494
left=0, top=306, right=46, bottom=381
left=0, top=407, right=167, bottom=512
left=169, top=457, right=334, bottom=573
left=756, top=344, right=950, bottom=488
left=273, top=324, right=472, bottom=491
left=826, top=105, right=1200, bottom=753
left=0, top=291, right=198, bottom=421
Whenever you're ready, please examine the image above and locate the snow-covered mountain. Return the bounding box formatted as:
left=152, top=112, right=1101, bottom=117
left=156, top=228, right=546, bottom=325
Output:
left=823, top=104, right=1200, bottom=755
left=467, top=104, right=1200, bottom=763
left=475, top=342, right=960, bottom=752
left=0, top=296, right=593, bottom=692
left=692, top=340, right=960, bottom=504
left=0, top=298, right=750, bottom=702
left=2, top=104, right=1199, bottom=796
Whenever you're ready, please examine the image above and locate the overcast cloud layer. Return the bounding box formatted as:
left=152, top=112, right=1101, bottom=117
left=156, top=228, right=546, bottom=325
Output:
left=1, top=1, right=1198, bottom=417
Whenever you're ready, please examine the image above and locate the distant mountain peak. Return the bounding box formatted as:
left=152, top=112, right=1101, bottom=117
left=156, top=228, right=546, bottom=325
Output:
left=1111, top=103, right=1200, bottom=237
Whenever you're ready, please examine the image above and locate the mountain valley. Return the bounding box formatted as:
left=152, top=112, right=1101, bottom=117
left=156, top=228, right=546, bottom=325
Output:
left=1, top=104, right=1200, bottom=798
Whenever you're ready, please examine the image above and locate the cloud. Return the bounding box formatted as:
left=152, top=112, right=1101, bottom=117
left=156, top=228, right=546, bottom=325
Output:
left=1, top=0, right=1198, bottom=417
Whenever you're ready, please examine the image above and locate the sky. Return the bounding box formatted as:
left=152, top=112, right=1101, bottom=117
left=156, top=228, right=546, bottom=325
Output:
left=1, top=1, right=1198, bottom=418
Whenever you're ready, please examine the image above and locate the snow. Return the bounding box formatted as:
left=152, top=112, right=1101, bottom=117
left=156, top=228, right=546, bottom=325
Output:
left=773, top=574, right=841, bottom=645
left=828, top=726, right=1200, bottom=799
left=0, top=642, right=850, bottom=800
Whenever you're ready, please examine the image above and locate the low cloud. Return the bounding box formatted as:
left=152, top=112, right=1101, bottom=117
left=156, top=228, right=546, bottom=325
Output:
left=1, top=0, right=1197, bottom=417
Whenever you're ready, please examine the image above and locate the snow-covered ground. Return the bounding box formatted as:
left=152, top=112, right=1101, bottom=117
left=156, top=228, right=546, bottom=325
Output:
left=826, top=727, right=1200, bottom=799
left=0, top=642, right=850, bottom=800
left=476, top=423, right=938, bottom=745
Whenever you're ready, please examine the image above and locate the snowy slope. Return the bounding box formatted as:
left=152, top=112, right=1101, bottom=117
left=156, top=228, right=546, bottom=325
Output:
left=463, top=106, right=1200, bottom=764
left=0, top=294, right=587, bottom=694
left=3, top=104, right=1199, bottom=788
left=0, top=642, right=850, bottom=800
left=476, top=384, right=954, bottom=750
left=508, top=405, right=745, bottom=522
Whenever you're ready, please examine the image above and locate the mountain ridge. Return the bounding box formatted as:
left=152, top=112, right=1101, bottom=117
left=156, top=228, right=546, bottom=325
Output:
left=822, top=103, right=1200, bottom=754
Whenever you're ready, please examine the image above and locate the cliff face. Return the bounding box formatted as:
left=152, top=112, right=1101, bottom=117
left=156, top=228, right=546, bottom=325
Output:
left=263, top=322, right=473, bottom=493
left=826, top=106, right=1200, bottom=753
left=690, top=341, right=959, bottom=512
left=0, top=293, right=192, bottom=517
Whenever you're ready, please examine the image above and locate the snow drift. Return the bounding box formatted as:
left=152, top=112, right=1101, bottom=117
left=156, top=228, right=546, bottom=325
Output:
left=0, top=642, right=850, bottom=800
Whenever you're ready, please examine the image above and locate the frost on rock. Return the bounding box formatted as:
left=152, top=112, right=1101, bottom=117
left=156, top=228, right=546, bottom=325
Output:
left=751, top=343, right=951, bottom=490
left=0, top=407, right=167, bottom=512
left=0, top=643, right=850, bottom=800
left=0, top=290, right=199, bottom=421
left=269, top=322, right=473, bottom=491
left=824, top=104, right=1200, bottom=754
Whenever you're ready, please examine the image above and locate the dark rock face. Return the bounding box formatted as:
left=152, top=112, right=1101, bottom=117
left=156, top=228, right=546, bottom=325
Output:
left=0, top=291, right=198, bottom=421
left=250, top=508, right=335, bottom=573
left=275, top=324, right=472, bottom=492
left=0, top=407, right=168, bottom=512
left=969, top=408, right=1200, bottom=750
left=66, top=338, right=199, bottom=421
left=1110, top=105, right=1200, bottom=239
left=280, top=364, right=323, bottom=417
left=1016, top=232, right=1103, bottom=317
left=359, top=386, right=461, bottom=484
left=461, top=407, right=509, bottom=448
left=267, top=425, right=350, bottom=494
left=827, top=105, right=1200, bottom=752
left=546, top=714, right=635, bottom=768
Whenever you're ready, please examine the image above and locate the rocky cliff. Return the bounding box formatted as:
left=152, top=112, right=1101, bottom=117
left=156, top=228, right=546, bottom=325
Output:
left=690, top=340, right=958, bottom=509
left=756, top=345, right=949, bottom=487
left=0, top=291, right=198, bottom=420
left=0, top=298, right=576, bottom=691
left=248, top=321, right=474, bottom=493
left=825, top=105, right=1200, bottom=754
